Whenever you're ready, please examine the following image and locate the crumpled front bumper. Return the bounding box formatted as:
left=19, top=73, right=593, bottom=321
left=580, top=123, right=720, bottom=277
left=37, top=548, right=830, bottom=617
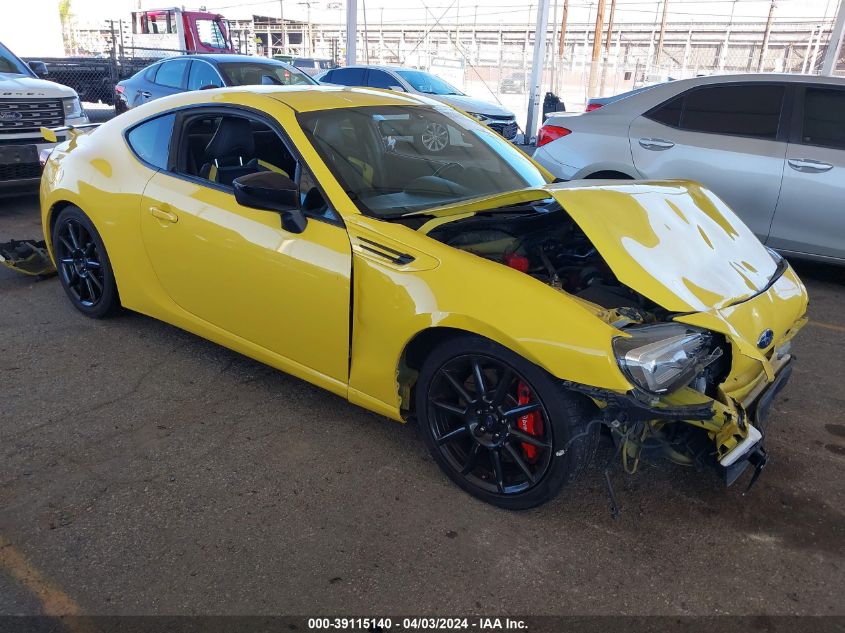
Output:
left=562, top=353, right=796, bottom=488
left=0, top=239, right=56, bottom=276
left=719, top=358, right=793, bottom=486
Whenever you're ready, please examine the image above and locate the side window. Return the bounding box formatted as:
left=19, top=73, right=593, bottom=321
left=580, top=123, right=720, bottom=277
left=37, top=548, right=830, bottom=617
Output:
left=367, top=69, right=397, bottom=90
left=187, top=61, right=222, bottom=90
left=126, top=113, right=175, bottom=169
left=321, top=70, right=334, bottom=83
left=801, top=87, right=845, bottom=150
left=646, top=95, right=682, bottom=127
left=155, top=59, right=190, bottom=89
left=196, top=19, right=227, bottom=49
left=681, top=84, right=784, bottom=138
left=177, top=112, right=296, bottom=188
left=330, top=67, right=365, bottom=86
left=143, top=65, right=159, bottom=82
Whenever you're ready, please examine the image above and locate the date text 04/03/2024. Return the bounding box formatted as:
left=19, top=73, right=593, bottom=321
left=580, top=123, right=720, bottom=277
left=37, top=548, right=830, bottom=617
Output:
left=307, top=617, right=529, bottom=630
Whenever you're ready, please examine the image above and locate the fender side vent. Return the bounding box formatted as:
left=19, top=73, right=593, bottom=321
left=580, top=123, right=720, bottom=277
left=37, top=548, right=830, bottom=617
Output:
left=357, top=237, right=415, bottom=265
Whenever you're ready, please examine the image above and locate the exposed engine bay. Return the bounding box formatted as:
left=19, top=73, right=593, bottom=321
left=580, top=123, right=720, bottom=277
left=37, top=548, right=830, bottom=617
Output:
left=420, top=202, right=733, bottom=400
left=417, top=201, right=747, bottom=497
left=423, top=202, right=665, bottom=324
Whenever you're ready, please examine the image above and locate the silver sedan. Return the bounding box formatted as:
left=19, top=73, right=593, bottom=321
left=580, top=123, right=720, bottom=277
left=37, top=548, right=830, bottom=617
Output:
left=533, top=74, right=845, bottom=264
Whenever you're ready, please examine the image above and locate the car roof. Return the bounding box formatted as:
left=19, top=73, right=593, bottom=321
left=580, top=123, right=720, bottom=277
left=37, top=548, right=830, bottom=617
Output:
left=656, top=72, right=845, bottom=87
left=329, top=64, right=422, bottom=73
left=589, top=72, right=845, bottom=115
left=117, top=85, right=436, bottom=119
left=157, top=54, right=295, bottom=65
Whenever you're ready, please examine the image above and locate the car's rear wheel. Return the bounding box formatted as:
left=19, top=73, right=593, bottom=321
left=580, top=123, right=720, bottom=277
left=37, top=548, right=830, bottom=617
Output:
left=416, top=335, right=599, bottom=509
left=52, top=206, right=120, bottom=319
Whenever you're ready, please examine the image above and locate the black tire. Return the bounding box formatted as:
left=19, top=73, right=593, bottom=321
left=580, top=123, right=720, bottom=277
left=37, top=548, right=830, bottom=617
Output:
left=416, top=335, right=599, bottom=510
left=51, top=205, right=120, bottom=319
left=585, top=170, right=634, bottom=180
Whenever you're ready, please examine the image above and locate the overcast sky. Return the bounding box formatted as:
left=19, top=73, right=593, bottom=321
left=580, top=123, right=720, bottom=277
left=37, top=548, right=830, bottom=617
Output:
left=58, top=0, right=845, bottom=26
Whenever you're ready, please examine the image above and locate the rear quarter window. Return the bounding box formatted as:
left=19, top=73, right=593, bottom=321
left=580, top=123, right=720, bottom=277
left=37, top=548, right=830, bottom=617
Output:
left=801, top=87, right=845, bottom=150
left=126, top=113, right=175, bottom=169
left=645, top=84, right=785, bottom=139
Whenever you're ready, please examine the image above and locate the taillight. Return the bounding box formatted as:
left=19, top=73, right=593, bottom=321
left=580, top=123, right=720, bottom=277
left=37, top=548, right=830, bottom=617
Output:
left=585, top=103, right=603, bottom=112
left=115, top=85, right=125, bottom=94
left=536, top=124, right=571, bottom=147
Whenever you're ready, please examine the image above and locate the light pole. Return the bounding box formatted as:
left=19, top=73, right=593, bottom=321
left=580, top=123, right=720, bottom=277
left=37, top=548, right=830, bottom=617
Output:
left=346, top=0, right=357, bottom=65
left=298, top=1, right=313, bottom=57
left=822, top=0, right=845, bottom=74
left=525, top=0, right=552, bottom=142
left=279, top=0, right=287, bottom=57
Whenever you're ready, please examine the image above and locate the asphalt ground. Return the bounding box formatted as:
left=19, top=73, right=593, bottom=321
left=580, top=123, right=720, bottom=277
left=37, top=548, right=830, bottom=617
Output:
left=1, top=193, right=843, bottom=623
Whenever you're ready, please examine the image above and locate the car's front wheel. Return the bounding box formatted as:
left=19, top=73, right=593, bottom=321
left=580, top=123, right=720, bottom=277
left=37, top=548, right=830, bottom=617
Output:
left=416, top=335, right=599, bottom=509
left=416, top=121, right=450, bottom=153
left=52, top=205, right=120, bottom=319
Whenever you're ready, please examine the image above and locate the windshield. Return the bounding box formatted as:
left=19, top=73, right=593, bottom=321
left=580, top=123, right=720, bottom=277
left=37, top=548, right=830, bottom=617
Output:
left=0, top=42, right=33, bottom=76
left=298, top=105, right=550, bottom=218
left=396, top=70, right=462, bottom=96
left=196, top=19, right=228, bottom=49
left=218, top=62, right=316, bottom=86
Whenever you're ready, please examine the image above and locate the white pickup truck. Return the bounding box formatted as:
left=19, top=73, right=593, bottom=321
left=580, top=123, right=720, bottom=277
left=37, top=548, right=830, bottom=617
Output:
left=0, top=40, right=88, bottom=193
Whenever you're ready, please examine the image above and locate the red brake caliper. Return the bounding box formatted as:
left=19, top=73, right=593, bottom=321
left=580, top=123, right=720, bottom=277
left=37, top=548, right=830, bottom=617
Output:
left=516, top=381, right=543, bottom=462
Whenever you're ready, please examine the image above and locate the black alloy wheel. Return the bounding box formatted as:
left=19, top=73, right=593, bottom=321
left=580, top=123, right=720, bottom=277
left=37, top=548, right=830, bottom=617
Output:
left=427, top=354, right=553, bottom=496
left=52, top=206, right=120, bottom=318
left=417, top=335, right=598, bottom=509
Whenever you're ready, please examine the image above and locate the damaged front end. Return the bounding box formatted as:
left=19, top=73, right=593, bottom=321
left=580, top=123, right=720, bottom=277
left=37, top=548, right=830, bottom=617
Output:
left=413, top=180, right=808, bottom=490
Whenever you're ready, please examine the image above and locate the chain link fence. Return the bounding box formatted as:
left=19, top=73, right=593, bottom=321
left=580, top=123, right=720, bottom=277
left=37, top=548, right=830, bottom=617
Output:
left=25, top=11, right=844, bottom=126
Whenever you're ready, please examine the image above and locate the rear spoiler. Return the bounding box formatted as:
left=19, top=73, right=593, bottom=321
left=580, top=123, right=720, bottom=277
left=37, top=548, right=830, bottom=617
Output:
left=40, top=123, right=101, bottom=143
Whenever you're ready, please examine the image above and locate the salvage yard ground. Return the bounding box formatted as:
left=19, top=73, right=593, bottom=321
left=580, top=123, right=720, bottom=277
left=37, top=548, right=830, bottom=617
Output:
left=1, top=193, right=843, bottom=617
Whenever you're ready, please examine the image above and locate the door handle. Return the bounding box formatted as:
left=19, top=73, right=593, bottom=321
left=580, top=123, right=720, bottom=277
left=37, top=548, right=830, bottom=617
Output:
left=139, top=90, right=152, bottom=98
left=787, top=158, right=833, bottom=173
left=149, top=206, right=178, bottom=223
left=638, top=137, right=675, bottom=151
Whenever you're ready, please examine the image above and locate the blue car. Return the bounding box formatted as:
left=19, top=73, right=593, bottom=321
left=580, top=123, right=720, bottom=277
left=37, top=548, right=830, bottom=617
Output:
left=115, top=54, right=316, bottom=113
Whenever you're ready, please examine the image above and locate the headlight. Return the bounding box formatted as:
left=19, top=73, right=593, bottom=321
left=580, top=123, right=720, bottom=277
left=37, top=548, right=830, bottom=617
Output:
left=612, top=323, right=721, bottom=395
left=62, top=96, right=83, bottom=119
left=466, top=111, right=487, bottom=122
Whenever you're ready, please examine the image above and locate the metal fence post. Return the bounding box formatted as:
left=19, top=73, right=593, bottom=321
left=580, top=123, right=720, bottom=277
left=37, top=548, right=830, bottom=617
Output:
left=822, top=0, right=845, bottom=74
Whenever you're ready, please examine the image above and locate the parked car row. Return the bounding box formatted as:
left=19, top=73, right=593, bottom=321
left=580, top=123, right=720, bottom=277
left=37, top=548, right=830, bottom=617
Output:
left=535, top=73, right=845, bottom=264
left=113, top=56, right=520, bottom=144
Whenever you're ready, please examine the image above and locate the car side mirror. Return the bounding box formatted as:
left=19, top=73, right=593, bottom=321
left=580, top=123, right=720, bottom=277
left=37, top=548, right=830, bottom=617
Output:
left=233, top=171, right=307, bottom=234
left=388, top=85, right=406, bottom=92
left=28, top=61, right=48, bottom=78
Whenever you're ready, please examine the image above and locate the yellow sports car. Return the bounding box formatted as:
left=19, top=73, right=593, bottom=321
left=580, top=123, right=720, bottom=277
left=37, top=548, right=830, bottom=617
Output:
left=40, top=86, right=807, bottom=509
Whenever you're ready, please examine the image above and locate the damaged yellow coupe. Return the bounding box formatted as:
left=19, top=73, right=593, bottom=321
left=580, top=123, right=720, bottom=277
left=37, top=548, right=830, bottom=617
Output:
left=40, top=86, right=807, bottom=509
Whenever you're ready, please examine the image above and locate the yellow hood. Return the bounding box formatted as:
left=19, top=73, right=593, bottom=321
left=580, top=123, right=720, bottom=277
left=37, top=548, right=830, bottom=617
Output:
left=548, top=180, right=780, bottom=313
left=423, top=180, right=781, bottom=314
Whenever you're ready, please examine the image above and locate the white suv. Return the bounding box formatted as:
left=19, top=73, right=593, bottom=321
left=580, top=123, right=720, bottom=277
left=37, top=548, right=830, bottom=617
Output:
left=0, top=41, right=88, bottom=193
left=533, top=74, right=845, bottom=263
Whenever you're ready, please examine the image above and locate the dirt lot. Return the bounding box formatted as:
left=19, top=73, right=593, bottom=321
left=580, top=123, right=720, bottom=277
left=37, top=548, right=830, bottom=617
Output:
left=1, top=193, right=843, bottom=620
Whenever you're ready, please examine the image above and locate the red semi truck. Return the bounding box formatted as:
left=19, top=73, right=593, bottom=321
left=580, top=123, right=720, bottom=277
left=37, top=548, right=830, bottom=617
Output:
left=23, top=7, right=235, bottom=105
left=128, top=7, right=235, bottom=57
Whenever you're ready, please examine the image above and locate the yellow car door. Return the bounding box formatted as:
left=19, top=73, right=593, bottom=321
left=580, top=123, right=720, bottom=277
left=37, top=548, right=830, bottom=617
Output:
left=138, top=107, right=352, bottom=388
